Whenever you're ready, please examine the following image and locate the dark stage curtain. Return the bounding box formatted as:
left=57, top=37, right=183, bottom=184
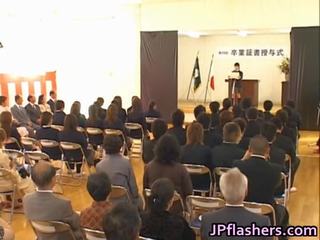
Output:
left=140, top=31, right=178, bottom=121
left=289, top=26, right=320, bottom=130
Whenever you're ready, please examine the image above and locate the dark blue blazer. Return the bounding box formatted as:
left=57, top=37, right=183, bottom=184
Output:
left=167, top=127, right=186, bottom=146
left=59, top=130, right=88, bottom=160
left=35, top=126, right=61, bottom=160
left=52, top=111, right=66, bottom=126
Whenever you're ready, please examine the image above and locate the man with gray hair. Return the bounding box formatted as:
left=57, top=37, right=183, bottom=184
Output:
left=201, top=168, right=271, bottom=240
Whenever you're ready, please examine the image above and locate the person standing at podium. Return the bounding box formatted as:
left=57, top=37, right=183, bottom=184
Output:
left=231, top=62, right=243, bottom=105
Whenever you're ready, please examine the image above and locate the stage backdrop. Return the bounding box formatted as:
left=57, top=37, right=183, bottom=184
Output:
left=289, top=26, right=320, bottom=130
left=141, top=31, right=178, bottom=121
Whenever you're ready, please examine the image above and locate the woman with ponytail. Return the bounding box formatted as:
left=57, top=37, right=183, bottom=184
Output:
left=140, top=178, right=195, bottom=240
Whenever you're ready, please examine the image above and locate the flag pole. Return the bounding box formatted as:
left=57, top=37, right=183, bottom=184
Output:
left=187, top=51, right=199, bottom=100
left=204, top=53, right=214, bottom=103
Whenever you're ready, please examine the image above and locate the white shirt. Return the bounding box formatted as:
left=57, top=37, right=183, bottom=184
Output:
left=0, top=105, right=9, bottom=113
left=36, top=189, right=53, bottom=193
left=226, top=203, right=244, bottom=207
left=250, top=154, right=266, bottom=159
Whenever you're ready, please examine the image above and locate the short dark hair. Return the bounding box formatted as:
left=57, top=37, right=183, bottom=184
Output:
left=27, top=95, right=33, bottom=102
left=272, top=117, right=283, bottom=130
left=234, top=62, right=240, bottom=67
left=0, top=96, right=7, bottom=105
left=55, top=100, right=65, bottom=111
left=275, top=110, right=288, bottom=125
left=103, top=203, right=141, bottom=240
left=14, top=95, right=21, bottom=102
left=40, top=111, right=53, bottom=126
left=87, top=172, right=111, bottom=202
left=286, top=100, right=295, bottom=109
left=223, top=122, right=241, bottom=143
left=220, top=110, right=234, bottom=128
left=263, top=100, right=273, bottom=112
left=49, top=90, right=55, bottom=96
left=151, top=119, right=168, bottom=140
left=63, top=114, right=78, bottom=131
left=149, top=178, right=174, bottom=213
left=171, top=109, right=184, bottom=127
left=154, top=134, right=180, bottom=165
left=103, top=134, right=123, bottom=154
left=249, top=136, right=269, bottom=155
left=261, top=122, right=277, bottom=142
left=197, top=112, right=211, bottom=130
left=241, top=97, right=252, bottom=110
left=246, top=107, right=258, bottom=120
left=31, top=161, right=56, bottom=188
left=209, top=101, right=220, bottom=114
left=222, top=98, right=232, bottom=110
left=193, top=105, right=206, bottom=119
left=233, top=117, right=247, bottom=133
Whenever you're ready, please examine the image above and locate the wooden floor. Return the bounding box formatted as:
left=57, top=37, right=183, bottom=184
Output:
left=4, top=131, right=319, bottom=240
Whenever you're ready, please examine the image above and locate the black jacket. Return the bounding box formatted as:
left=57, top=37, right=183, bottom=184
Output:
left=35, top=126, right=61, bottom=160
left=167, top=127, right=186, bottom=146
left=243, top=120, right=261, bottom=138
left=212, top=143, right=245, bottom=168
left=52, top=111, right=66, bottom=126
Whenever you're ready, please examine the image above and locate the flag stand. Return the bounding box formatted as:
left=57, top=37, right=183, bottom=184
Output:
left=204, top=53, right=214, bottom=103
left=186, top=51, right=199, bottom=100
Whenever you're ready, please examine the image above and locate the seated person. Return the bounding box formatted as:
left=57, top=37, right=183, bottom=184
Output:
left=275, top=109, right=297, bottom=145
left=59, top=114, right=90, bottom=173
left=285, top=100, right=302, bottom=130
left=143, top=135, right=193, bottom=206
left=233, top=117, right=250, bottom=150
left=142, top=119, right=167, bottom=164
left=103, top=103, right=125, bottom=133
left=140, top=178, right=196, bottom=240
left=38, top=94, right=51, bottom=113
left=112, top=96, right=127, bottom=123
left=212, top=122, right=245, bottom=168
left=35, top=112, right=61, bottom=160
left=233, top=136, right=289, bottom=233
left=70, top=101, right=86, bottom=128
left=209, top=101, right=220, bottom=129
left=0, top=217, right=15, bottom=240
left=197, top=112, right=222, bottom=148
left=145, top=100, right=161, bottom=118
left=47, top=90, right=57, bottom=113
left=217, top=110, right=234, bottom=135
left=263, top=100, right=274, bottom=121
left=241, top=97, right=252, bottom=112
left=167, top=109, right=186, bottom=145
left=52, top=100, right=66, bottom=126
left=243, top=107, right=261, bottom=138
left=0, top=111, right=21, bottom=150
left=127, top=97, right=147, bottom=138
left=193, top=104, right=206, bottom=120
left=23, top=161, right=84, bottom=240
left=201, top=168, right=271, bottom=240
left=102, top=202, right=141, bottom=240
left=86, top=106, right=105, bottom=147
left=80, top=172, right=112, bottom=231
left=96, top=135, right=141, bottom=208
left=88, top=97, right=106, bottom=122
left=181, top=122, right=213, bottom=191
left=219, top=98, right=232, bottom=113
left=25, top=95, right=41, bottom=126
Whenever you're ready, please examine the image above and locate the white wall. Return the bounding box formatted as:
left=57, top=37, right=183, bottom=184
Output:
left=178, top=33, right=290, bottom=104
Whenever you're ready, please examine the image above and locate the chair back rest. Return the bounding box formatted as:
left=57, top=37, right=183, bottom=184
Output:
left=21, top=137, right=38, bottom=148
left=86, top=127, right=104, bottom=136
left=104, top=129, right=123, bottom=137
left=31, top=220, right=76, bottom=239
left=84, top=228, right=106, bottom=240
left=60, top=142, right=82, bottom=151
left=183, top=164, right=210, bottom=175
left=243, top=201, right=276, bottom=225
left=125, top=123, right=143, bottom=131
left=214, top=167, right=231, bottom=176
left=145, top=117, right=158, bottom=124
left=1, top=149, right=25, bottom=165
left=4, top=137, right=21, bottom=150
left=139, top=237, right=157, bottom=240
left=51, top=125, right=64, bottom=131
left=39, top=139, right=60, bottom=148
left=24, top=151, right=50, bottom=165
left=109, top=185, right=130, bottom=202
left=77, top=127, right=85, bottom=133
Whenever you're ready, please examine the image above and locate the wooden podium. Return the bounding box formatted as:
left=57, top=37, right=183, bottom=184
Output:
left=225, top=79, right=259, bottom=106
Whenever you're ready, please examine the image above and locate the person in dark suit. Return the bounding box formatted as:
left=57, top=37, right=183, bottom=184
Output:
left=263, top=100, right=274, bottom=121
left=181, top=122, right=213, bottom=191
left=70, top=101, right=86, bottom=128
left=103, top=104, right=125, bottom=133
left=275, top=110, right=297, bottom=145
left=25, top=95, right=41, bottom=126
left=142, top=119, right=167, bottom=164
left=209, top=101, right=220, bottom=129
left=127, top=97, right=147, bottom=138
left=145, top=101, right=161, bottom=118
left=193, top=104, right=206, bottom=120
left=197, top=112, right=222, bottom=148
left=286, top=100, right=302, bottom=130
left=35, top=111, right=61, bottom=160
left=233, top=117, right=250, bottom=150
left=52, top=100, right=66, bottom=126
left=86, top=106, right=105, bottom=147
left=243, top=107, right=261, bottom=138
left=233, top=136, right=289, bottom=235
left=140, top=178, right=196, bottom=240
left=167, top=109, right=186, bottom=145
left=59, top=114, right=89, bottom=173
left=201, top=168, right=271, bottom=240
left=212, top=122, right=245, bottom=168
left=0, top=111, right=22, bottom=150
left=23, top=161, right=84, bottom=240
left=240, top=97, right=252, bottom=112
left=88, top=97, right=106, bottom=121
left=47, top=90, right=57, bottom=113
left=219, top=98, right=232, bottom=113
left=113, top=96, right=127, bottom=123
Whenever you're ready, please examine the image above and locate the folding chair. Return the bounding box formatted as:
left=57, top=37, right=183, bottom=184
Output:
left=125, top=123, right=144, bottom=158
left=21, top=137, right=39, bottom=151
left=213, top=167, right=231, bottom=197
left=104, top=129, right=128, bottom=155
left=243, top=201, right=276, bottom=226
left=86, top=127, right=104, bottom=148
left=4, top=137, right=21, bottom=151
left=109, top=185, right=131, bottom=204
left=30, top=220, right=76, bottom=240
left=0, top=168, right=17, bottom=223
left=275, top=172, right=289, bottom=207
left=285, top=154, right=292, bottom=191
left=186, top=195, right=225, bottom=233
left=83, top=228, right=106, bottom=240
left=1, top=149, right=25, bottom=167
left=139, top=237, right=157, bottom=240
left=39, top=139, right=62, bottom=160
left=145, top=117, right=158, bottom=132
left=183, top=164, right=213, bottom=196
left=77, top=126, right=86, bottom=133
left=51, top=125, right=64, bottom=131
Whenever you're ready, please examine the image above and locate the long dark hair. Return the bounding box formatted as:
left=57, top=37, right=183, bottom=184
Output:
left=0, top=111, right=13, bottom=138
left=149, top=178, right=174, bottom=214
left=63, top=114, right=78, bottom=131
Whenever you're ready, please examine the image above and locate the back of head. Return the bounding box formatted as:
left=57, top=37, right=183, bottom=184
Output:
left=40, top=111, right=53, bottom=126
left=261, top=122, right=277, bottom=142
left=275, top=109, right=288, bottom=125
left=233, top=117, right=247, bottom=133
left=107, top=103, right=119, bottom=123
left=55, top=100, right=65, bottom=111
left=63, top=114, right=78, bottom=131
left=113, top=96, right=122, bottom=108
left=151, top=119, right=168, bottom=140
left=103, top=134, right=123, bottom=154
left=103, top=202, right=141, bottom=240
left=149, top=178, right=175, bottom=213
left=241, top=97, right=252, bottom=110
left=193, top=105, right=206, bottom=119
left=263, top=100, right=273, bottom=112
left=186, top=122, right=203, bottom=145
left=171, top=109, right=184, bottom=127
left=154, top=134, right=180, bottom=165
left=222, top=98, right=232, bottom=110
left=196, top=112, right=211, bottom=130
left=87, top=172, right=111, bottom=202
left=249, top=136, right=269, bottom=156
left=219, top=110, right=234, bottom=128
left=246, top=107, right=258, bottom=120
left=220, top=168, right=248, bottom=205
left=31, top=161, right=56, bottom=189
left=223, top=122, right=241, bottom=143
left=132, top=97, right=142, bottom=113
left=0, top=111, right=12, bottom=137
left=209, top=101, right=220, bottom=114
left=70, top=101, right=81, bottom=115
